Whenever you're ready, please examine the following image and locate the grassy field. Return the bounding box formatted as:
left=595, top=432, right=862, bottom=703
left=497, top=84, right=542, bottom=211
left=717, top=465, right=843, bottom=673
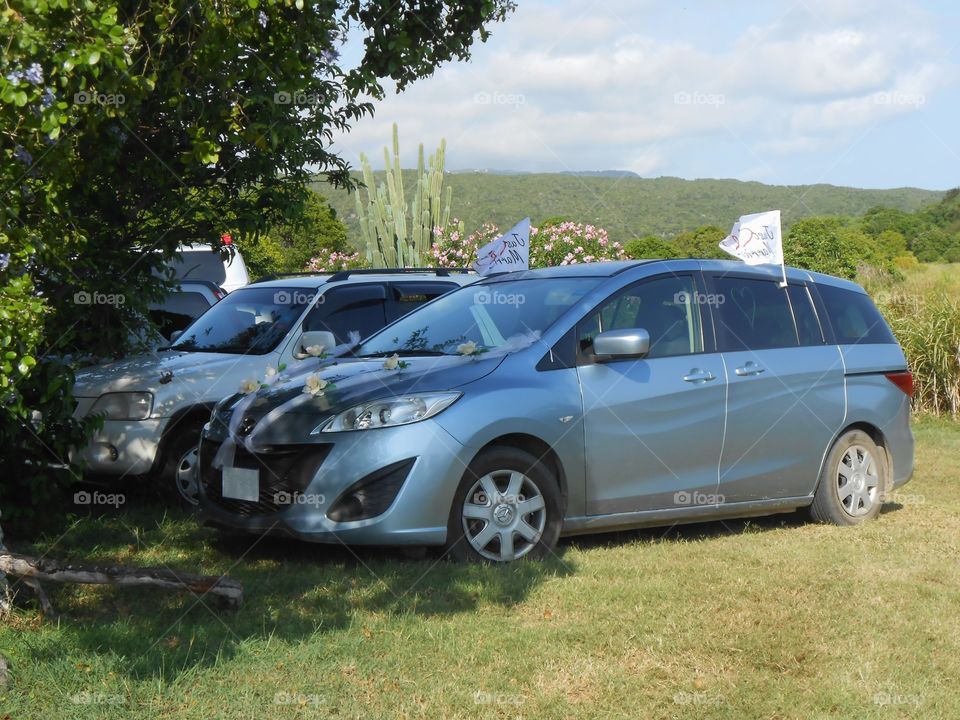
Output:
left=2, top=418, right=959, bottom=719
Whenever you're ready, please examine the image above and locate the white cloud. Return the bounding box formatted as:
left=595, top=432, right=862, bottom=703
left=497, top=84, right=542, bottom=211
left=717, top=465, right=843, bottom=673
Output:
left=331, top=0, right=952, bottom=182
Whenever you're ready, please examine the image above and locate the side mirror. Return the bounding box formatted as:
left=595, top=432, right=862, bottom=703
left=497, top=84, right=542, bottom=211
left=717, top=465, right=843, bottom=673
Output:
left=294, top=330, right=337, bottom=359
left=592, top=328, right=650, bottom=359
left=168, top=330, right=183, bottom=343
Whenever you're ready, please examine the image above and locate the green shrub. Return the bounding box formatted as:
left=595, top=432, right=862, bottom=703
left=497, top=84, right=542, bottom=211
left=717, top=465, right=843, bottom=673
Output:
left=269, top=191, right=350, bottom=272
left=893, top=254, right=920, bottom=271
left=239, top=233, right=286, bottom=280
left=624, top=235, right=681, bottom=259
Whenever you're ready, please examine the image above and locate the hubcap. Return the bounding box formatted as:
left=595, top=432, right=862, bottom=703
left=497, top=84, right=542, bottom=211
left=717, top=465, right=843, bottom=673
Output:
left=836, top=444, right=880, bottom=517
left=462, top=470, right=547, bottom=562
left=176, top=446, right=200, bottom=506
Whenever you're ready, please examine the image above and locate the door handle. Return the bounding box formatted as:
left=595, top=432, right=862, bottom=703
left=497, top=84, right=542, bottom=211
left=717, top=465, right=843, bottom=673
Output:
left=683, top=369, right=717, bottom=383
left=734, top=362, right=765, bottom=376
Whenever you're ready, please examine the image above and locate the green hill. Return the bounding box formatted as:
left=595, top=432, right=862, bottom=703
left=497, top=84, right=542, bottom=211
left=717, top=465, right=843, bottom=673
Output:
left=314, top=172, right=943, bottom=246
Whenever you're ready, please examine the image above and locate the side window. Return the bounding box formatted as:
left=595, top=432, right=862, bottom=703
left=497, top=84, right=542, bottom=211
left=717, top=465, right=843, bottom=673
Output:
left=713, top=277, right=799, bottom=351
left=302, top=285, right=387, bottom=343
left=387, top=282, right=457, bottom=322
left=578, top=275, right=703, bottom=359
left=817, top=284, right=896, bottom=345
left=788, top=285, right=825, bottom=346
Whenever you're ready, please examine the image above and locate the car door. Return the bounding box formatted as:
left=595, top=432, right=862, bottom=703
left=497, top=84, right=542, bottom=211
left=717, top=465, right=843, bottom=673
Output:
left=576, top=273, right=727, bottom=514
left=706, top=274, right=845, bottom=502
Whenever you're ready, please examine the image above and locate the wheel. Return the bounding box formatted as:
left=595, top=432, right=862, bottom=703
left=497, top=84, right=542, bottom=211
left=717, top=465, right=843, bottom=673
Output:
left=810, top=429, right=887, bottom=525
left=446, top=447, right=562, bottom=563
left=158, top=420, right=206, bottom=507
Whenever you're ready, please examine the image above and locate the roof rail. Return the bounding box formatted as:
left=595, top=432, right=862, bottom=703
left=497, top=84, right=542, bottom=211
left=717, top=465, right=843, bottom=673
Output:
left=326, top=267, right=474, bottom=282
left=251, top=271, right=324, bottom=284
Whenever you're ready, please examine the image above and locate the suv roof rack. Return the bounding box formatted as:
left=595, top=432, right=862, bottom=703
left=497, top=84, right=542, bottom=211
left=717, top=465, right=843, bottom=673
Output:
left=251, top=271, right=324, bottom=283
left=326, top=267, right=473, bottom=282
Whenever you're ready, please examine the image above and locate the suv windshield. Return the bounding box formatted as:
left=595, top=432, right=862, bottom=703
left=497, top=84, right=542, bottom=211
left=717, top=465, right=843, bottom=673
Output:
left=170, top=286, right=313, bottom=355
left=356, top=278, right=601, bottom=357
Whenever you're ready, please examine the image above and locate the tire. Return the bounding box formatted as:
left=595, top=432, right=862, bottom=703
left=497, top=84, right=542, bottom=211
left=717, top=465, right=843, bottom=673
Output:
left=446, top=447, right=562, bottom=563
left=158, top=419, right=206, bottom=507
left=810, top=429, right=887, bottom=525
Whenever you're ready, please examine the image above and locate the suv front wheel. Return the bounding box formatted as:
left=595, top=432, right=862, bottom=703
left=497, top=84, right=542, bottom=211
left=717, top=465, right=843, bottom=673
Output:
left=158, top=419, right=206, bottom=507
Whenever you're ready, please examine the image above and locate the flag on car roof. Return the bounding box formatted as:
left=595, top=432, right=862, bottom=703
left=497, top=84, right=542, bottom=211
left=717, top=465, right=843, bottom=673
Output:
left=472, top=217, right=530, bottom=275
left=719, top=210, right=783, bottom=266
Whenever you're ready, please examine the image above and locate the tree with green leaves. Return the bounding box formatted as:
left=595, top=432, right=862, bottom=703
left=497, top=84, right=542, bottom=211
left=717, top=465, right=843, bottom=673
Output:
left=0, top=0, right=515, bottom=530
left=623, top=235, right=681, bottom=260
left=264, top=190, right=350, bottom=274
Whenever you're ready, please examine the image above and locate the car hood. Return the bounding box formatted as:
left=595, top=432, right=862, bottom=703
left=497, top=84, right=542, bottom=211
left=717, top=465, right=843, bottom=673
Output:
left=210, top=353, right=505, bottom=443
left=73, top=350, right=262, bottom=396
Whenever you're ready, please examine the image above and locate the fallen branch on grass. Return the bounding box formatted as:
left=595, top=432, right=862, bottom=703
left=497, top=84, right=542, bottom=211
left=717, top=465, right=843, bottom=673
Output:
left=0, top=551, right=243, bottom=611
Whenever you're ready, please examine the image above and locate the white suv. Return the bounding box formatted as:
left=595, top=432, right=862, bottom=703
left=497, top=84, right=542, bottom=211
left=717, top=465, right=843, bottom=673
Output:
left=166, top=242, right=250, bottom=294
left=72, top=269, right=474, bottom=504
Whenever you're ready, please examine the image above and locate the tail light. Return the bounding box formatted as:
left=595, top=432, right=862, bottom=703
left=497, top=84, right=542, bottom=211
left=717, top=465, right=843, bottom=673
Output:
left=885, top=370, right=913, bottom=397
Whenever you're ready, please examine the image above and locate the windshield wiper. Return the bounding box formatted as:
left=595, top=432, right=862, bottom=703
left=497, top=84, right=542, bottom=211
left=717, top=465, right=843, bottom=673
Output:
left=354, top=349, right=450, bottom=358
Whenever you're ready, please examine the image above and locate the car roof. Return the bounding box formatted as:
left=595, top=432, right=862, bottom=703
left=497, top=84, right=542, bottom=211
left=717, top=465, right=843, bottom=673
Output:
left=477, top=259, right=864, bottom=291
left=482, top=261, right=652, bottom=282
left=247, top=270, right=477, bottom=290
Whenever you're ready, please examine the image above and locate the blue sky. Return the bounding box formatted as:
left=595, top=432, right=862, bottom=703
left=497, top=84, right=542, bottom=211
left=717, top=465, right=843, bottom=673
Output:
left=332, top=0, right=960, bottom=190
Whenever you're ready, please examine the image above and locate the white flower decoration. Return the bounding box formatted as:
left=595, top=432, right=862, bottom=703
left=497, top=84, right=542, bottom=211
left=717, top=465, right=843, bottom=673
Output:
left=382, top=353, right=400, bottom=370
left=239, top=378, right=259, bottom=394
left=457, top=340, right=478, bottom=356
left=304, top=344, right=326, bottom=357
left=303, top=373, right=328, bottom=397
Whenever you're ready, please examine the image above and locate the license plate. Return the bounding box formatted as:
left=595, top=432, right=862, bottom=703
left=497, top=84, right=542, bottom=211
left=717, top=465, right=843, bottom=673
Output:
left=222, top=466, right=259, bottom=501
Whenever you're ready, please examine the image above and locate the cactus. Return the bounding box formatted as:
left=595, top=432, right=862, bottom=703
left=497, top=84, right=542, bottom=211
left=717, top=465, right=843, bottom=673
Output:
left=355, top=124, right=452, bottom=267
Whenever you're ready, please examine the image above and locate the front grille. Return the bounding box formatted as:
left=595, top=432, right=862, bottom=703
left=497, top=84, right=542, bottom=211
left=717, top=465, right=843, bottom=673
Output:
left=199, top=438, right=332, bottom=516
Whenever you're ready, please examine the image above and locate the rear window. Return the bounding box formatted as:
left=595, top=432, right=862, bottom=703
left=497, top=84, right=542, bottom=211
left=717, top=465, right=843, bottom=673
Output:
left=788, top=285, right=825, bottom=346
left=168, top=250, right=227, bottom=285
left=713, top=277, right=799, bottom=351
left=817, top=284, right=896, bottom=345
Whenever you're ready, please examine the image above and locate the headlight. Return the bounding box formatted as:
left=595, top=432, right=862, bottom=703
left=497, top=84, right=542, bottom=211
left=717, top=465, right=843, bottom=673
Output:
left=90, top=392, right=153, bottom=420
left=314, top=392, right=461, bottom=433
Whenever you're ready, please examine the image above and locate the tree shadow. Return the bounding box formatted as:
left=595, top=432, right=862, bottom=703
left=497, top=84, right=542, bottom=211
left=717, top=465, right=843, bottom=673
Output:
left=9, top=496, right=575, bottom=682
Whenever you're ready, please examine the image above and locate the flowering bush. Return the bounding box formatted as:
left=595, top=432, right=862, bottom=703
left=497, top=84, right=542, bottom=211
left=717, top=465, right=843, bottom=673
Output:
left=530, top=221, right=625, bottom=266
left=430, top=219, right=625, bottom=268
left=304, top=250, right=367, bottom=273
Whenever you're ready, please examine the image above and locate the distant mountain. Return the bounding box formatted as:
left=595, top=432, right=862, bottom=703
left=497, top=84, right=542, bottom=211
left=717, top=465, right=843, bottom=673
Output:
left=314, top=172, right=943, bottom=244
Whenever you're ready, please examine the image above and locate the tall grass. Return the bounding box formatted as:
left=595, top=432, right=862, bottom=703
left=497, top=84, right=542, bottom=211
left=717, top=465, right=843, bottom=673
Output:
left=862, top=264, right=960, bottom=416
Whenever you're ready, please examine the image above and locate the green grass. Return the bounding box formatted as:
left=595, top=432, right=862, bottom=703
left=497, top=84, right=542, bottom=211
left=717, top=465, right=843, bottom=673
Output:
left=3, top=418, right=960, bottom=718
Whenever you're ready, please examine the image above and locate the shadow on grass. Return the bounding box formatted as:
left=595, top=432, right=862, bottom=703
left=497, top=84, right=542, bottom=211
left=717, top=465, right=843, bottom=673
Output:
left=563, top=499, right=907, bottom=553
left=9, top=492, right=575, bottom=682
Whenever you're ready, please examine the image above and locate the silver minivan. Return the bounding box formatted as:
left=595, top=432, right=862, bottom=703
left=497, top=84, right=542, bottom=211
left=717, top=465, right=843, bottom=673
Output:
left=197, top=260, right=914, bottom=562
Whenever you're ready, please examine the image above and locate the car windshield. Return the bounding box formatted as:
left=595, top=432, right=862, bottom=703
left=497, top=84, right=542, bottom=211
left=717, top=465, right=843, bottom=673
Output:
left=170, top=286, right=313, bottom=355
left=355, top=277, right=601, bottom=357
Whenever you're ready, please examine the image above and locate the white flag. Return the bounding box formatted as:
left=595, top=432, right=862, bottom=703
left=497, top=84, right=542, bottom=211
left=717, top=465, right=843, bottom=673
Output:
left=472, top=217, right=530, bottom=276
left=719, top=210, right=783, bottom=266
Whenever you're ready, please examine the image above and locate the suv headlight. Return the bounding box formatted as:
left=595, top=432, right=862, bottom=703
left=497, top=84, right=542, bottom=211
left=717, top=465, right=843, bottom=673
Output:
left=314, top=392, right=461, bottom=433
left=90, top=392, right=153, bottom=420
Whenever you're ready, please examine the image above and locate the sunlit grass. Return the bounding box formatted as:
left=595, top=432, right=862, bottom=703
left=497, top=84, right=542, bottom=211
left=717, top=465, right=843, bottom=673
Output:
left=2, top=418, right=959, bottom=718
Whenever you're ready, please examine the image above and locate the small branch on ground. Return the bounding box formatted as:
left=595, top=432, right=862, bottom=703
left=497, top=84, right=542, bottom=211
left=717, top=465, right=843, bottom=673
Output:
left=0, top=552, right=243, bottom=611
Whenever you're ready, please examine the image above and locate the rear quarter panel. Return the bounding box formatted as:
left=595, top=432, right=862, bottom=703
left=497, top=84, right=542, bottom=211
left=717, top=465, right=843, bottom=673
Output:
left=840, top=343, right=914, bottom=486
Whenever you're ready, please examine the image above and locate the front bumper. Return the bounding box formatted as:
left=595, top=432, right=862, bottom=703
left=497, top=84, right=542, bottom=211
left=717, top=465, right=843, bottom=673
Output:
left=72, top=417, right=169, bottom=476
left=197, top=419, right=473, bottom=546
